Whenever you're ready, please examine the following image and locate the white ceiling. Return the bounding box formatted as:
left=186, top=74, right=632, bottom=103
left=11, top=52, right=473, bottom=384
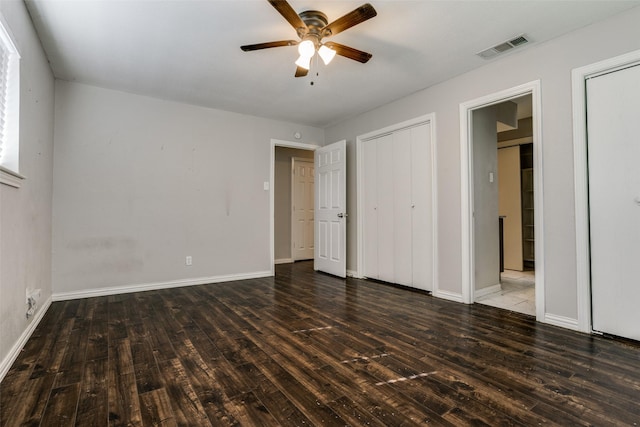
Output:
left=24, top=0, right=640, bottom=128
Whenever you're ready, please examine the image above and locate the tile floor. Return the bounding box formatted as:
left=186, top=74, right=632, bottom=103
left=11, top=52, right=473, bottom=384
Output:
left=476, top=269, right=535, bottom=316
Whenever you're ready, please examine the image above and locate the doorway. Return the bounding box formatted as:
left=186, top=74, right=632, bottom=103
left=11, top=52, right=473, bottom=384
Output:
left=291, top=157, right=314, bottom=261
left=475, top=95, right=536, bottom=316
left=269, top=140, right=319, bottom=274
left=460, top=81, right=544, bottom=320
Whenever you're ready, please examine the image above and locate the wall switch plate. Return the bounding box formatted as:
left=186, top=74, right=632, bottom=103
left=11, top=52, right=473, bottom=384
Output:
left=263, top=181, right=270, bottom=191
left=489, top=172, right=494, bottom=183
left=186, top=256, right=192, bottom=266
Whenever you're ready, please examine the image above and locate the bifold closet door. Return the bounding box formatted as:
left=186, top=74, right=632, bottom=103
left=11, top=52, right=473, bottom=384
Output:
left=410, top=123, right=432, bottom=291
left=376, top=134, right=395, bottom=283
left=362, top=141, right=379, bottom=279
left=393, top=129, right=413, bottom=286
left=588, top=64, right=640, bottom=341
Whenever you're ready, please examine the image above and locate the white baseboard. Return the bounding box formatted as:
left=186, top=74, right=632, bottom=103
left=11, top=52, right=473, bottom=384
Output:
left=346, top=269, right=359, bottom=278
left=544, top=313, right=580, bottom=331
left=474, top=283, right=501, bottom=299
left=52, top=270, right=273, bottom=301
left=433, top=289, right=464, bottom=303
left=274, top=258, right=293, bottom=265
left=0, top=296, right=52, bottom=382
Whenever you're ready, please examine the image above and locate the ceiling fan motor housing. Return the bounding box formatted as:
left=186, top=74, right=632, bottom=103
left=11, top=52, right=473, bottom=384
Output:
left=298, top=10, right=329, bottom=46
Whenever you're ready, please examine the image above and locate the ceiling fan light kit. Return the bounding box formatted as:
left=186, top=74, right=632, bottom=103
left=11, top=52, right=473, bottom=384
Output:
left=240, top=0, right=377, bottom=77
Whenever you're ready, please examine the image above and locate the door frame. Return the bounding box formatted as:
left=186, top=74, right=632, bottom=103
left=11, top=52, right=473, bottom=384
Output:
left=571, top=49, right=640, bottom=333
left=270, top=139, right=320, bottom=275
left=291, top=157, right=315, bottom=261
left=355, top=113, right=438, bottom=293
left=459, top=80, right=545, bottom=321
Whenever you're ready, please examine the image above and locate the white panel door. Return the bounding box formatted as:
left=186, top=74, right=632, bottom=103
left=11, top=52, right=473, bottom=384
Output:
left=315, top=140, right=347, bottom=277
left=362, top=141, right=379, bottom=279
left=410, top=123, right=433, bottom=291
left=376, top=134, right=395, bottom=283
left=393, top=129, right=413, bottom=286
left=588, top=64, right=640, bottom=340
left=292, top=159, right=314, bottom=261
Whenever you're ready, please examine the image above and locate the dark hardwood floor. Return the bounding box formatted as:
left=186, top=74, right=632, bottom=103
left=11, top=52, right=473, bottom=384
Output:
left=2, top=261, right=639, bottom=426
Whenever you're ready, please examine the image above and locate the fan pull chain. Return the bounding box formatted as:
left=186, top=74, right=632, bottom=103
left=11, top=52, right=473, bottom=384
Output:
left=310, top=54, right=320, bottom=86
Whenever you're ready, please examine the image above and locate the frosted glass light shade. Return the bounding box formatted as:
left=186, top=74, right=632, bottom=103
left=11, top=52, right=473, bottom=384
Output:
left=295, top=55, right=312, bottom=70
left=318, top=45, right=336, bottom=65
left=297, top=40, right=315, bottom=58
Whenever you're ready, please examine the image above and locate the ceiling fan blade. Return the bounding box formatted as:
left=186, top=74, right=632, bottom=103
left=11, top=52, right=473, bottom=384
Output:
left=241, top=40, right=298, bottom=51
left=268, top=0, right=308, bottom=36
left=324, top=42, right=372, bottom=63
left=321, top=3, right=377, bottom=37
left=295, top=66, right=309, bottom=78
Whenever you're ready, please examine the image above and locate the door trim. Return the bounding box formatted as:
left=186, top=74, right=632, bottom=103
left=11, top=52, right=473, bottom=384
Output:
left=270, top=139, right=320, bottom=275
left=459, top=80, right=545, bottom=321
left=355, top=113, right=438, bottom=294
left=571, top=49, right=640, bottom=334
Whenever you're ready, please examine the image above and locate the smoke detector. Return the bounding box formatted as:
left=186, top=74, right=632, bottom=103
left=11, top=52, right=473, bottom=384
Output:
left=477, top=34, right=530, bottom=59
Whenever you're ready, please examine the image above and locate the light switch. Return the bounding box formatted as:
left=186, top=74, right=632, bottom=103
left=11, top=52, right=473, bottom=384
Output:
left=489, top=172, right=494, bottom=183
left=263, top=181, right=270, bottom=191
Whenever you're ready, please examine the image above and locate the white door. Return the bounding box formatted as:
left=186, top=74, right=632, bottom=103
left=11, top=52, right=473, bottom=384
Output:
left=315, top=140, right=347, bottom=277
left=393, top=129, right=413, bottom=286
left=362, top=140, right=379, bottom=279
left=292, top=158, right=314, bottom=261
left=588, top=64, right=640, bottom=341
left=376, top=134, right=395, bottom=283
left=410, top=123, right=433, bottom=291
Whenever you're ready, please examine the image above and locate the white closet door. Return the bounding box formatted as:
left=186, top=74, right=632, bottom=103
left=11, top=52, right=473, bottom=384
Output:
left=362, top=141, right=378, bottom=279
left=393, top=129, right=413, bottom=286
left=410, top=123, right=433, bottom=291
left=588, top=64, right=640, bottom=340
left=376, top=134, right=395, bottom=283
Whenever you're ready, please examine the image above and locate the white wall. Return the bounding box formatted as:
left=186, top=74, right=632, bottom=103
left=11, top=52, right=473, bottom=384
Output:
left=325, top=6, right=640, bottom=323
left=0, top=0, right=55, bottom=378
left=52, top=81, right=324, bottom=297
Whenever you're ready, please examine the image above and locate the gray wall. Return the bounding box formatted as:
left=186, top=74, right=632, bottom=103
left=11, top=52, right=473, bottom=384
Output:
left=52, top=81, right=324, bottom=295
left=0, top=0, right=55, bottom=374
left=274, top=147, right=314, bottom=262
left=325, top=6, right=640, bottom=322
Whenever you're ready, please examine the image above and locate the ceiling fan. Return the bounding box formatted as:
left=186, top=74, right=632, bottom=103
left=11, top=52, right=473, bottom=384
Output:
left=240, top=0, right=377, bottom=77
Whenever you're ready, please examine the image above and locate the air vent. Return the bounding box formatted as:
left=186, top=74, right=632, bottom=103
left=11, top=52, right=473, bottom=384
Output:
left=477, top=34, right=530, bottom=59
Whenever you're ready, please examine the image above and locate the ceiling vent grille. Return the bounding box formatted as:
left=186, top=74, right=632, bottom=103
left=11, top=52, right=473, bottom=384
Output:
left=477, top=34, right=530, bottom=59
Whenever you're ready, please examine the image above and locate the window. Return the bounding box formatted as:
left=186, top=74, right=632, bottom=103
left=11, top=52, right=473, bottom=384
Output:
left=0, top=15, right=22, bottom=188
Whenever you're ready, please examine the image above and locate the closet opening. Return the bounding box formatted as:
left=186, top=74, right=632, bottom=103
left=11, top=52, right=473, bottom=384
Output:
left=459, top=81, right=543, bottom=319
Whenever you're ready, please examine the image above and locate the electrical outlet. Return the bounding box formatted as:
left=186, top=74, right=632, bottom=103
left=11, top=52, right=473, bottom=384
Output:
left=186, top=256, right=192, bottom=266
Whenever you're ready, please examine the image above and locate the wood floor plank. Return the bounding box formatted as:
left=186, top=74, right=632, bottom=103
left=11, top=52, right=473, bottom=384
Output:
left=75, top=358, right=109, bottom=427
left=39, top=383, right=81, bottom=426
left=156, top=358, right=213, bottom=426
left=0, top=373, right=56, bottom=427
left=108, top=340, right=143, bottom=426
left=3, top=261, right=640, bottom=426
left=139, top=388, right=178, bottom=427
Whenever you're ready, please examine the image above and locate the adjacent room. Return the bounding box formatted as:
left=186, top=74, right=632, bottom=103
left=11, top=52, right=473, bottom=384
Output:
left=1, top=0, right=640, bottom=425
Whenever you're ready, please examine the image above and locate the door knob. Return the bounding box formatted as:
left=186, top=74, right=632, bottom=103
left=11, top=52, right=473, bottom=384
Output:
left=635, top=196, right=640, bottom=206
left=337, top=213, right=348, bottom=218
